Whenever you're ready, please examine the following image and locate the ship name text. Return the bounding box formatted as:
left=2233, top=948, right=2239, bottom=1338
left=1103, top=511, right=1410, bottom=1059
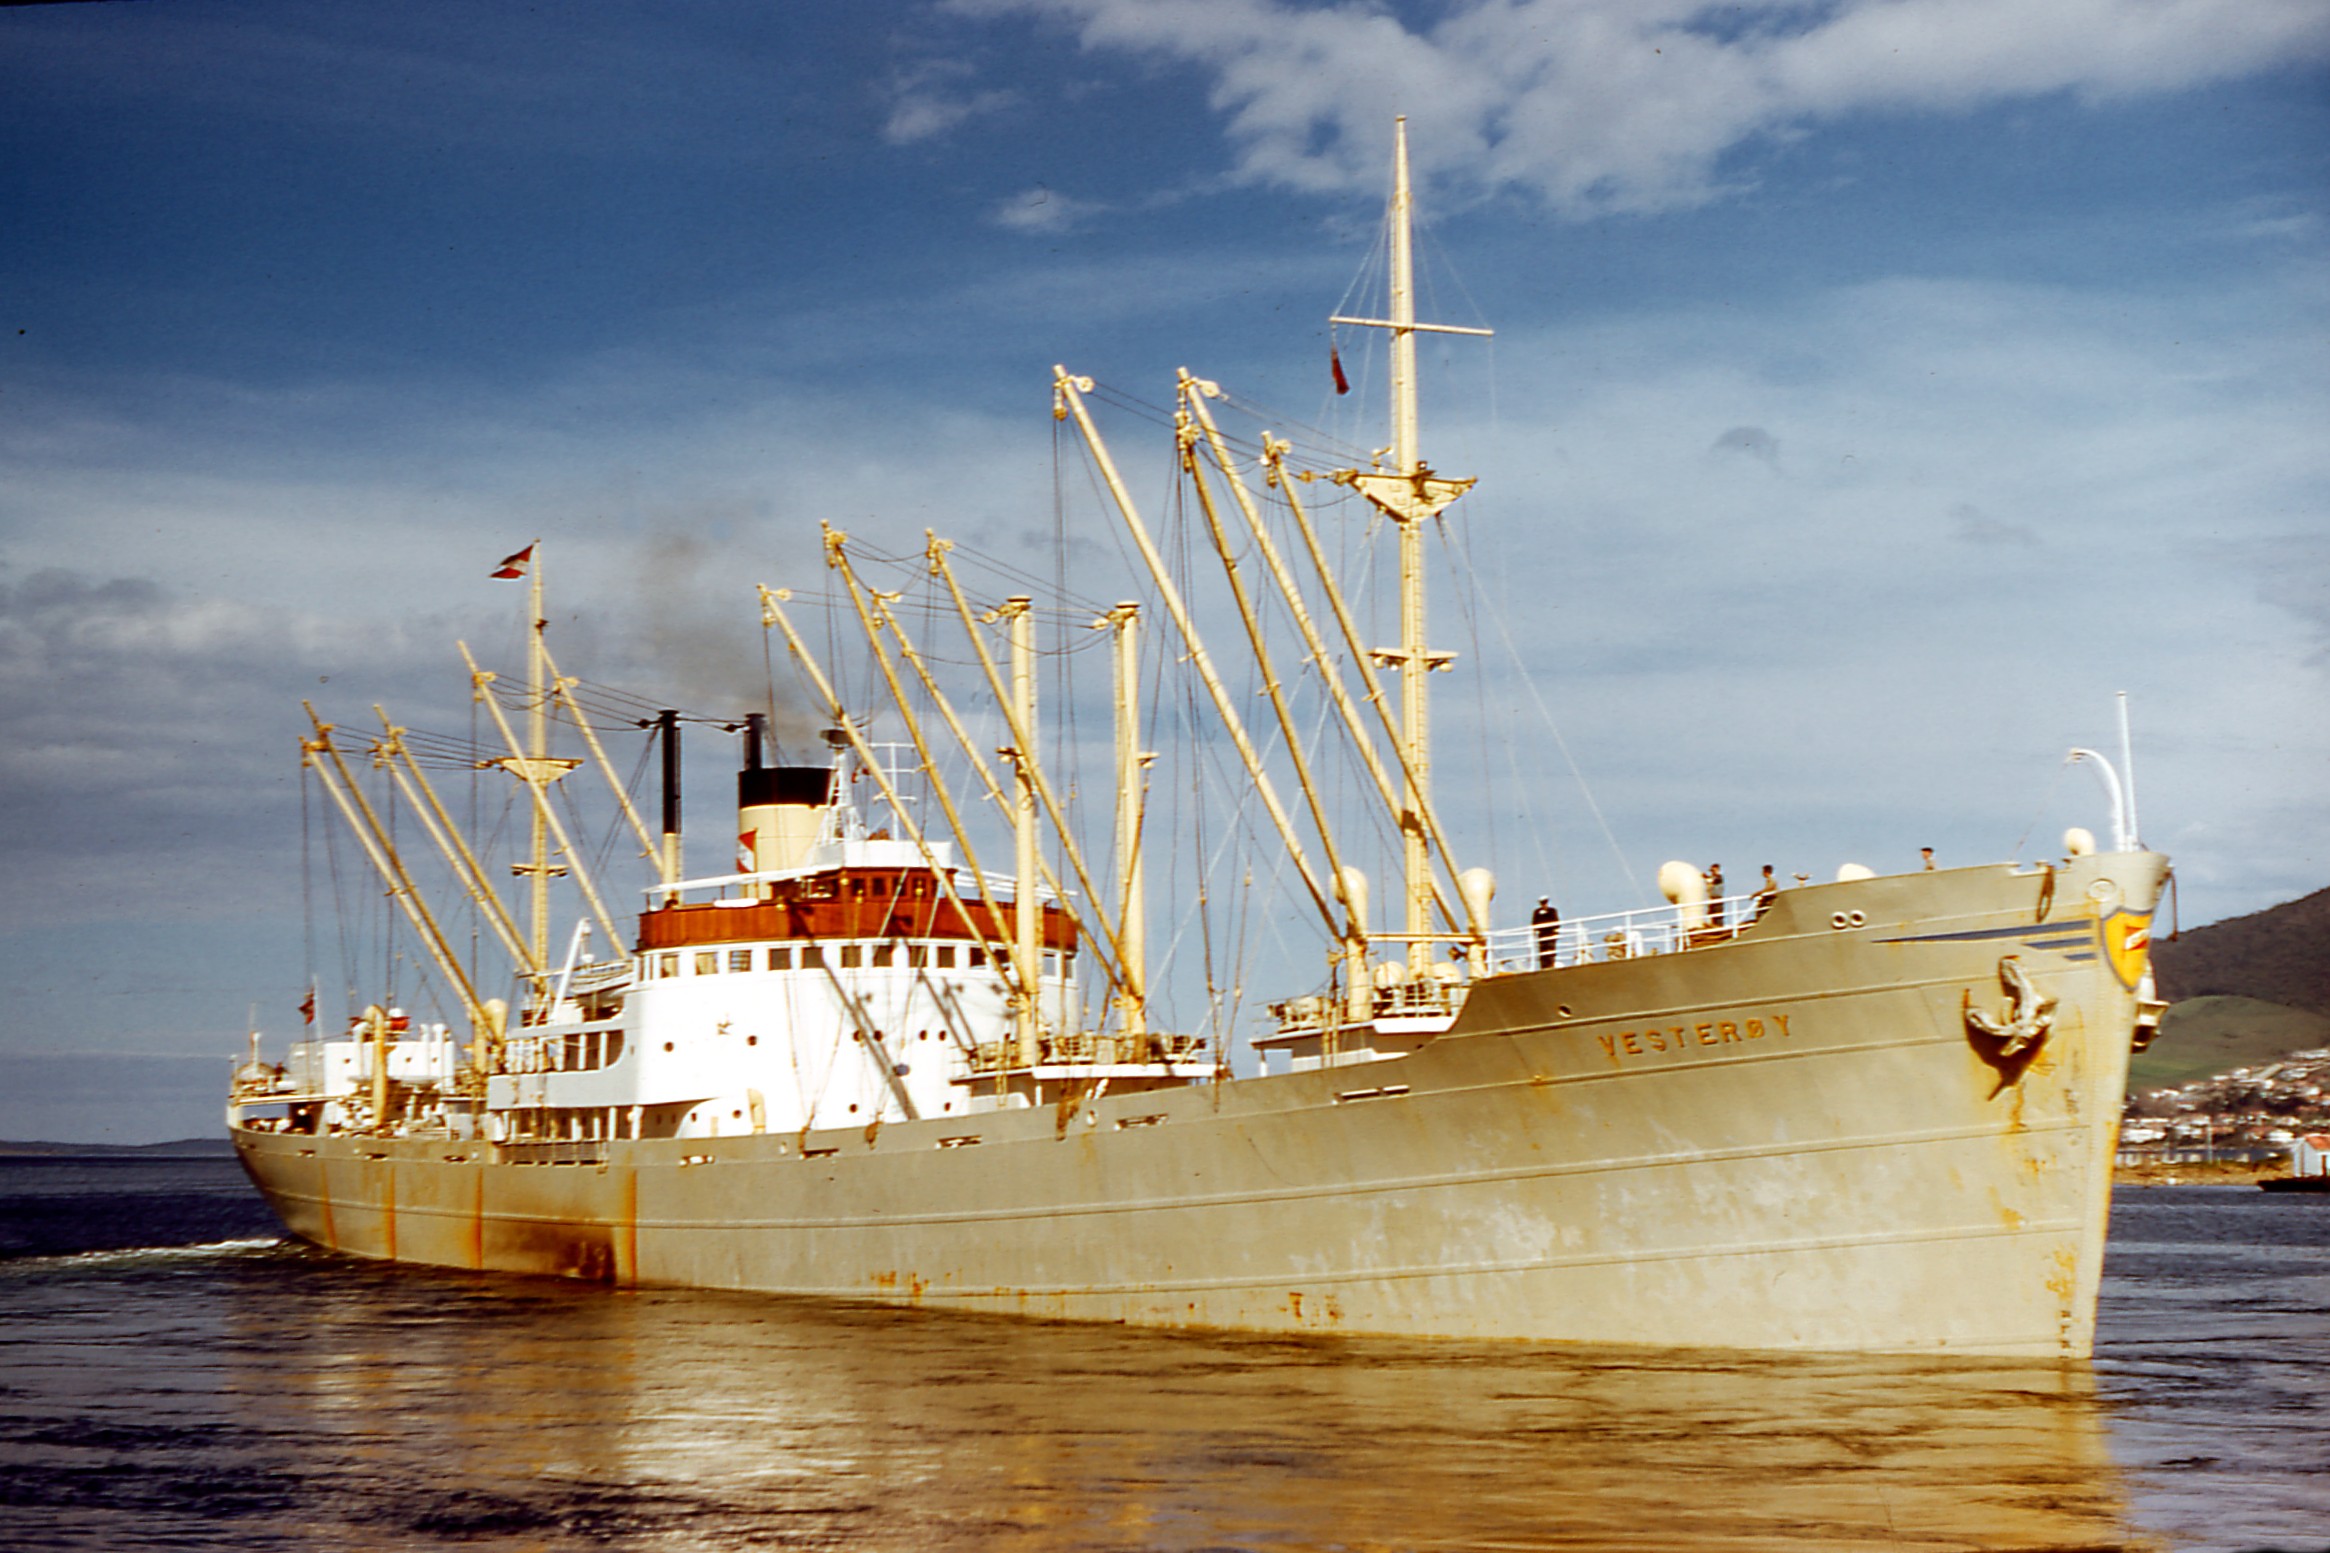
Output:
left=1594, top=1012, right=1793, bottom=1065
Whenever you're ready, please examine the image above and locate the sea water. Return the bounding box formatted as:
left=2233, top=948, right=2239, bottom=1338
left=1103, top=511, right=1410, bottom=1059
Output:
left=0, top=1159, right=2322, bottom=1552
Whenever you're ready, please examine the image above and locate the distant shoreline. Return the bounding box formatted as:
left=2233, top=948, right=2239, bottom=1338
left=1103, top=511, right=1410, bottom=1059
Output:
left=2113, top=1159, right=2284, bottom=1187
left=0, top=1138, right=236, bottom=1159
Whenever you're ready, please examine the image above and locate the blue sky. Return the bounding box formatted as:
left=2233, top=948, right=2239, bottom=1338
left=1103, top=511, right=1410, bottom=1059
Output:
left=3, top=0, right=2325, bottom=1140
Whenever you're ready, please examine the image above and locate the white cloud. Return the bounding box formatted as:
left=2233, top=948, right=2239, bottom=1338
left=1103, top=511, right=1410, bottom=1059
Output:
left=965, top=0, right=2330, bottom=211
left=991, top=182, right=1107, bottom=232
left=884, top=59, right=1020, bottom=144
left=0, top=566, right=450, bottom=924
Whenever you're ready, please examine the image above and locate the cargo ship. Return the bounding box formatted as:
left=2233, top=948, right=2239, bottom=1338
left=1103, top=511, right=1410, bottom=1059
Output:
left=231, top=122, right=2168, bottom=1356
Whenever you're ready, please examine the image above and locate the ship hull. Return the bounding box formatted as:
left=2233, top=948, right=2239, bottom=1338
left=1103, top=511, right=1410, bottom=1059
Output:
left=236, top=855, right=2162, bottom=1356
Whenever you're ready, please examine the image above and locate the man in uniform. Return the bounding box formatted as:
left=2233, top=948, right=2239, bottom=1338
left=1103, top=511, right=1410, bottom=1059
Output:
left=1531, top=897, right=1561, bottom=968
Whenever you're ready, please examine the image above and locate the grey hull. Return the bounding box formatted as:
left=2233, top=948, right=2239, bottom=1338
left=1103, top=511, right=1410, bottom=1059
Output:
left=237, top=855, right=2164, bottom=1356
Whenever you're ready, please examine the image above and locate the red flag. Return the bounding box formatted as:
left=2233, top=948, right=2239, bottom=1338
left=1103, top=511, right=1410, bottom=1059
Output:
left=299, top=985, right=316, bottom=1025
left=1330, top=344, right=1350, bottom=396
left=492, top=543, right=534, bottom=579
left=737, top=829, right=757, bottom=870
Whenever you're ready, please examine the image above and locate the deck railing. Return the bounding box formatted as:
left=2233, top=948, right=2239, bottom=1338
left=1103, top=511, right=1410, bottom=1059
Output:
left=1480, top=893, right=1764, bottom=976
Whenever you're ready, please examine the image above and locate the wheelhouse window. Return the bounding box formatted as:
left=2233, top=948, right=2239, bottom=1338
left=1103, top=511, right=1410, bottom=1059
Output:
left=694, top=951, right=719, bottom=976
left=728, top=948, right=752, bottom=974
left=767, top=945, right=792, bottom=971
left=936, top=945, right=955, bottom=969
left=655, top=953, right=678, bottom=979
left=872, top=944, right=895, bottom=969
left=839, top=945, right=862, bottom=969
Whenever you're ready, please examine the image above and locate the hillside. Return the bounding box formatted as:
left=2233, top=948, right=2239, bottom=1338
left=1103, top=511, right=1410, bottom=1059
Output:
left=2128, top=995, right=2330, bottom=1091
left=2130, top=885, right=2330, bottom=1090
left=2153, top=885, right=2330, bottom=1016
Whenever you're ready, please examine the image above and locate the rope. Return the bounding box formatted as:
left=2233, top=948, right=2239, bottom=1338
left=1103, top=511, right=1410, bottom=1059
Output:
left=1477, top=585, right=1643, bottom=903
left=299, top=759, right=312, bottom=1016
left=2011, top=759, right=2074, bottom=861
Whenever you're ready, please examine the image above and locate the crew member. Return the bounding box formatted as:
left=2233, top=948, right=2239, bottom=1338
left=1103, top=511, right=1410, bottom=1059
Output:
left=1531, top=897, right=1561, bottom=968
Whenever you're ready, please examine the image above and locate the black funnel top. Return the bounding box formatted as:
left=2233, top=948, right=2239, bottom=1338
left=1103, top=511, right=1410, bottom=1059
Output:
left=740, top=766, right=835, bottom=808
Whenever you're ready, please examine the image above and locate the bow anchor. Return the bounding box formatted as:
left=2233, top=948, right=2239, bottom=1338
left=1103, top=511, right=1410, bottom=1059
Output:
left=1965, top=955, right=2056, bottom=1058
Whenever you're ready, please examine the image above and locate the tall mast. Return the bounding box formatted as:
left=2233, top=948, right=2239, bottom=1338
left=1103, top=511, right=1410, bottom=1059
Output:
left=1329, top=117, right=1490, bottom=976
left=1390, top=120, right=1420, bottom=479
left=461, top=643, right=608, bottom=947
left=1389, top=123, right=1428, bottom=974
left=528, top=548, right=548, bottom=970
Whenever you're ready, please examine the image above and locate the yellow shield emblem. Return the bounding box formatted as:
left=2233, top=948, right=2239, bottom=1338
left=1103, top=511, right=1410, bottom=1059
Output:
left=2100, top=908, right=2153, bottom=991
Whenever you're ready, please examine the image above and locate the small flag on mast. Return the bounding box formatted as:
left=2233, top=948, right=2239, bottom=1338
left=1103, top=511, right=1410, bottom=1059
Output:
left=299, top=984, right=316, bottom=1025
left=1330, top=343, right=1350, bottom=396
left=492, top=544, right=535, bottom=580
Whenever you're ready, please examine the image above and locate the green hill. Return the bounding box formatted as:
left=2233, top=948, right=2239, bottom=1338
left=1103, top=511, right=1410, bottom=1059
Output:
left=2152, top=885, right=2330, bottom=1017
left=2127, top=884, right=2330, bottom=1090
left=2128, top=995, right=2330, bottom=1091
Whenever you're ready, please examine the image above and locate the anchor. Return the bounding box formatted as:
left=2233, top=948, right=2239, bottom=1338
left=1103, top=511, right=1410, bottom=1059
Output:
left=1964, top=955, right=2056, bottom=1059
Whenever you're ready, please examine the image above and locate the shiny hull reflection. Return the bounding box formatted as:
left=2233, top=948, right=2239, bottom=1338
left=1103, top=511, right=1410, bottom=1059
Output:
left=226, top=1274, right=2154, bottom=1553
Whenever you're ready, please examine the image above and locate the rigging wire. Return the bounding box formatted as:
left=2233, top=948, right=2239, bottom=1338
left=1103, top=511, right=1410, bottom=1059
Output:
left=761, top=626, right=789, bottom=766
left=385, top=759, right=408, bottom=1010
left=2011, top=759, right=2075, bottom=862
left=1051, top=407, right=1091, bottom=1031
left=299, top=758, right=314, bottom=1025
left=318, top=756, right=357, bottom=1019
left=1474, top=577, right=1644, bottom=904
left=1435, top=516, right=1499, bottom=876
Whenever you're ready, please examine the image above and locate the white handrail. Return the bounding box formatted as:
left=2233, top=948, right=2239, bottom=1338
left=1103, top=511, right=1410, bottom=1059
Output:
left=1481, top=893, right=1762, bottom=974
